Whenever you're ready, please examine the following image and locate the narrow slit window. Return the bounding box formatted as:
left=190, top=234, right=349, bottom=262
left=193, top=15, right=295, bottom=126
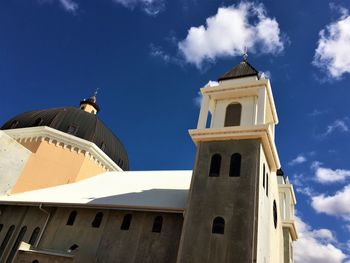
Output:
left=212, top=217, right=225, bottom=234
left=0, top=224, right=3, bottom=233
left=120, top=214, right=132, bottom=230
left=266, top=173, right=269, bottom=197
left=66, top=211, right=77, bottom=226
left=263, top=164, right=265, bottom=188
left=92, top=212, right=103, bottom=228
left=229, top=153, right=241, bottom=177
left=29, top=227, right=40, bottom=246
left=209, top=154, right=221, bottom=177
left=6, top=226, right=27, bottom=263
left=152, top=216, right=163, bottom=233
left=0, top=225, right=15, bottom=258
left=224, top=103, right=242, bottom=127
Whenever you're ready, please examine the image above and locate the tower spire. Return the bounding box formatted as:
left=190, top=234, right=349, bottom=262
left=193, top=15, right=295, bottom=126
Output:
left=242, top=46, right=248, bottom=62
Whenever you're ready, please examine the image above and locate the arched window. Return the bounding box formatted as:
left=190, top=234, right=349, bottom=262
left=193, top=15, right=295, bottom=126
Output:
left=229, top=153, right=241, bottom=177
left=209, top=154, right=221, bottom=177
left=224, top=103, right=242, bottom=127
left=66, top=211, right=77, bottom=226
left=29, top=227, right=40, bottom=246
left=263, top=164, right=265, bottom=188
left=92, top=212, right=103, bottom=228
left=7, top=226, right=27, bottom=263
left=34, top=118, right=44, bottom=126
left=0, top=225, right=15, bottom=258
left=212, top=217, right=225, bottom=234
left=152, top=216, right=163, bottom=233
left=120, top=214, right=132, bottom=230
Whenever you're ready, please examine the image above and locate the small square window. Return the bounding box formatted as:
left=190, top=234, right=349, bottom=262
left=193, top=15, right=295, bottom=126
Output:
left=67, top=124, right=79, bottom=135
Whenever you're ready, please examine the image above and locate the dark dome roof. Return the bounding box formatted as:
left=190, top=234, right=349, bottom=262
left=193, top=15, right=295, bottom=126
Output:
left=1, top=107, right=129, bottom=170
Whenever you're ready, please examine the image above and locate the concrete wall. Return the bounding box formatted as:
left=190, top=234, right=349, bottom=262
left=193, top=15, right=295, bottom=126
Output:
left=11, top=140, right=105, bottom=194
left=0, top=131, right=31, bottom=195
left=177, top=139, right=261, bottom=263
left=0, top=205, right=183, bottom=263
left=211, top=96, right=257, bottom=128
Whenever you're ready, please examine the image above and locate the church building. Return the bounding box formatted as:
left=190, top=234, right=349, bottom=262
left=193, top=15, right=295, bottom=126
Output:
left=0, top=58, right=297, bottom=263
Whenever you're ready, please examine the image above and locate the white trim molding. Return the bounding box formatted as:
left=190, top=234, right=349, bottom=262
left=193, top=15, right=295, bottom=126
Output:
left=4, top=126, right=123, bottom=172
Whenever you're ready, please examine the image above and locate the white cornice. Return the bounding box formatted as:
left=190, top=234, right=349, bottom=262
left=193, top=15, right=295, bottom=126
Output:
left=189, top=124, right=281, bottom=171
left=4, top=127, right=122, bottom=172
left=283, top=221, right=298, bottom=241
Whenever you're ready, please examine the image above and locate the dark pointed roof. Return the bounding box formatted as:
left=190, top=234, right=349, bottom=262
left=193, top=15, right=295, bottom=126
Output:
left=218, top=59, right=259, bottom=81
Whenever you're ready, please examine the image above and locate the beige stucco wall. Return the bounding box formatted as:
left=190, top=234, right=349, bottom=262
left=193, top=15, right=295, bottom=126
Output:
left=11, top=140, right=104, bottom=194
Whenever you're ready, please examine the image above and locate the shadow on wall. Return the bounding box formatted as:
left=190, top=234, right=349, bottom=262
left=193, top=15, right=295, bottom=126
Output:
left=87, top=189, right=189, bottom=210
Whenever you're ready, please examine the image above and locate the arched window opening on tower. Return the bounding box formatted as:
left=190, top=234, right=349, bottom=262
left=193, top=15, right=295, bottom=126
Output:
left=206, top=111, right=212, bottom=128
left=7, top=225, right=27, bottom=263
left=224, top=103, right=242, bottom=127
left=0, top=225, right=15, bottom=258
left=120, top=214, right=132, bottom=230
left=263, top=164, right=266, bottom=188
left=229, top=153, right=241, bottom=177
left=212, top=217, right=225, bottom=234
left=209, top=154, right=221, bottom=177
left=29, top=227, right=40, bottom=246
left=34, top=118, right=44, bottom=126
left=152, top=216, right=163, bottom=233
left=66, top=211, right=77, bottom=226
left=92, top=212, right=103, bottom=228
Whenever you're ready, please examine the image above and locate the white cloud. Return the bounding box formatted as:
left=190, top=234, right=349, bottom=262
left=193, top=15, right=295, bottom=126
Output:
left=289, top=154, right=307, bottom=166
left=313, top=7, right=350, bottom=79
left=312, top=184, right=350, bottom=220
left=112, top=0, right=164, bottom=16
left=323, top=120, right=349, bottom=136
left=312, top=162, right=350, bottom=183
left=39, top=0, right=78, bottom=13
left=59, top=0, right=78, bottom=12
left=178, top=2, right=285, bottom=68
left=294, top=216, right=348, bottom=263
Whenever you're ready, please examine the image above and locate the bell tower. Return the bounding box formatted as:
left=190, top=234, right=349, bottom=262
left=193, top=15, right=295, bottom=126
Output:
left=177, top=57, right=288, bottom=263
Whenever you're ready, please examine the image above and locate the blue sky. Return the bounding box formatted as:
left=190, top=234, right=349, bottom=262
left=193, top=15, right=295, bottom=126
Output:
left=2, top=0, right=350, bottom=262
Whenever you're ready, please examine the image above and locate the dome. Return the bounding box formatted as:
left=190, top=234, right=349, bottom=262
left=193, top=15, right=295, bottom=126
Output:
left=1, top=107, right=129, bottom=170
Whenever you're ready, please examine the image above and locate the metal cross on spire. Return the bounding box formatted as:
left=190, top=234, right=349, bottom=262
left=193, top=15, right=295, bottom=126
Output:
left=94, top=88, right=99, bottom=97
left=242, top=46, right=248, bottom=61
